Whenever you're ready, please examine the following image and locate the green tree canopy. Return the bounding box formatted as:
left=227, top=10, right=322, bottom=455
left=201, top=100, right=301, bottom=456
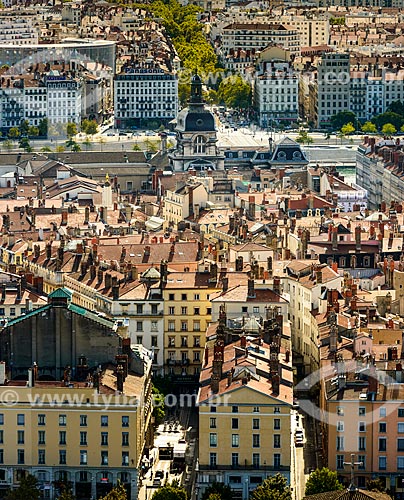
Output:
left=218, top=75, right=251, bottom=109
left=372, top=111, right=403, bottom=131
left=57, top=485, right=75, bottom=500
left=366, top=478, right=386, bottom=492
left=152, top=385, right=165, bottom=426
left=8, top=127, right=20, bottom=139
left=341, top=122, right=355, bottom=136
left=28, top=126, right=39, bottom=137
left=330, top=111, right=357, bottom=130
left=178, top=82, right=191, bottom=107
left=305, top=468, right=344, bottom=496
left=81, top=119, right=98, bottom=135
left=329, top=17, right=345, bottom=25
left=382, top=123, right=397, bottom=136
left=361, top=121, right=377, bottom=134
left=19, top=119, right=29, bottom=136
left=387, top=100, right=404, bottom=116
left=38, top=118, right=48, bottom=137
left=19, top=137, right=32, bottom=152
left=66, top=122, right=78, bottom=138
left=152, top=484, right=187, bottom=500
left=296, top=129, right=313, bottom=145
left=5, top=474, right=41, bottom=500
left=201, top=482, right=232, bottom=500
left=250, top=474, right=292, bottom=500
left=99, top=481, right=127, bottom=500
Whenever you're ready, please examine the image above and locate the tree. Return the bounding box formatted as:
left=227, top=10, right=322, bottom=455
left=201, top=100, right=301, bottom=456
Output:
left=305, top=468, right=344, bottom=496
left=66, top=122, right=78, bottom=138
left=144, top=139, right=158, bottom=153
left=341, top=122, right=355, bottom=136
left=19, top=137, right=32, bottom=152
left=296, top=129, right=313, bottom=145
left=152, top=483, right=187, bottom=500
left=8, top=127, right=20, bottom=140
left=367, top=478, right=386, bottom=492
left=71, top=142, right=82, bottom=152
left=19, top=119, right=29, bottom=136
left=152, top=385, right=165, bottom=425
left=99, top=481, right=127, bottom=500
left=372, top=111, right=403, bottom=131
left=3, top=139, right=13, bottom=151
left=250, top=474, right=291, bottom=500
left=218, top=75, right=251, bottom=109
left=330, top=111, right=357, bottom=130
left=83, top=136, right=92, bottom=151
left=41, top=146, right=53, bottom=153
left=38, top=118, right=48, bottom=137
left=81, top=119, right=98, bottom=135
left=362, top=121, right=377, bottom=134
left=5, top=474, right=41, bottom=500
left=57, top=485, right=75, bottom=500
left=28, top=126, right=39, bottom=137
left=201, top=483, right=232, bottom=500
left=387, top=100, right=404, bottom=116
left=56, top=145, right=66, bottom=152
left=382, top=123, right=397, bottom=136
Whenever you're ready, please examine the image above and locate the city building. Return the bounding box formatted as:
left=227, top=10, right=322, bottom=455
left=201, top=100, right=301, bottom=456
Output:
left=114, top=66, right=178, bottom=129
left=197, top=318, right=293, bottom=499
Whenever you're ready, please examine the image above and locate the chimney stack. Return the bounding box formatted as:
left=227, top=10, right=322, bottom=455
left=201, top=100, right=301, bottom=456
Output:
left=247, top=278, right=255, bottom=298
left=355, top=225, right=362, bottom=251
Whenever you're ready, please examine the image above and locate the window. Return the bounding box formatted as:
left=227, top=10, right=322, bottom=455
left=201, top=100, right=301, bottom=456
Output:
left=253, top=406, right=260, bottom=413
left=181, top=336, right=188, bottom=347
left=274, top=434, right=281, bottom=448
left=232, top=406, right=239, bottom=413
left=398, top=457, right=404, bottom=470
left=398, top=439, right=404, bottom=452
left=136, top=304, right=143, bottom=314
left=80, top=415, right=87, bottom=426
left=379, top=438, right=387, bottom=451
left=337, top=406, right=344, bottom=416
left=122, top=451, right=129, bottom=466
left=59, top=431, right=66, bottom=445
left=137, top=336, right=143, bottom=345
left=194, top=135, right=206, bottom=154
left=337, top=455, right=344, bottom=469
left=194, top=307, right=200, bottom=315
left=253, top=434, right=260, bottom=448
left=253, top=418, right=260, bottom=430
left=210, top=418, right=216, bottom=428
left=358, top=455, right=365, bottom=469
left=80, top=451, right=87, bottom=465
left=38, top=450, right=45, bottom=464
left=38, top=431, right=45, bottom=445
left=38, top=414, right=45, bottom=426
left=273, top=453, right=281, bottom=469
left=122, top=416, right=129, bottom=427
left=194, top=322, right=200, bottom=332
left=380, top=408, right=387, bottom=417
left=359, top=407, right=366, bottom=416
left=274, top=419, right=280, bottom=430
left=136, top=321, right=143, bottom=332
left=193, top=351, right=200, bottom=362
left=101, top=415, right=108, bottom=427
left=168, top=337, right=175, bottom=347
left=17, top=414, right=24, bottom=426
left=122, top=432, right=129, bottom=446
left=101, top=451, right=108, bottom=465
left=151, top=321, right=158, bottom=331
left=151, top=336, right=158, bottom=347
left=80, top=432, right=87, bottom=446
left=253, top=453, right=260, bottom=468
left=181, top=321, right=188, bottom=331
left=169, top=294, right=175, bottom=301
left=398, top=423, right=404, bottom=433
left=253, top=307, right=259, bottom=314
left=210, top=406, right=217, bottom=413
left=169, top=307, right=175, bottom=315
left=210, top=433, right=217, bottom=447
left=379, top=422, right=386, bottom=433
left=359, top=422, right=366, bottom=432
left=337, top=436, right=344, bottom=451
left=59, top=450, right=66, bottom=465
left=151, top=304, right=158, bottom=315
left=359, top=437, right=366, bottom=451
left=231, top=453, right=239, bottom=467
left=399, top=409, right=404, bottom=417
left=0, top=414, right=3, bottom=425
left=181, top=294, right=187, bottom=301
left=17, top=430, right=24, bottom=444
left=274, top=407, right=280, bottom=413
left=194, top=294, right=200, bottom=301
left=59, top=415, right=66, bottom=426
left=101, top=432, right=108, bottom=446
left=181, top=307, right=187, bottom=315
left=379, top=456, right=386, bottom=470
left=242, top=306, right=248, bottom=313
left=232, top=418, right=239, bottom=429
left=337, top=421, right=344, bottom=432
left=17, top=449, right=24, bottom=465
left=210, top=453, right=217, bottom=467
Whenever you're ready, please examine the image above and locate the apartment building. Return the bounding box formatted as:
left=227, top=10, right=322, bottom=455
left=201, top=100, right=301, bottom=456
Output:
left=46, top=73, right=83, bottom=126
left=220, top=24, right=300, bottom=57
left=279, top=15, right=329, bottom=47
left=162, top=182, right=208, bottom=229
left=114, top=67, right=178, bottom=129
left=312, top=52, right=350, bottom=128
left=0, top=16, right=39, bottom=45
left=197, top=329, right=293, bottom=499
left=283, top=262, right=342, bottom=376
left=253, top=62, right=299, bottom=127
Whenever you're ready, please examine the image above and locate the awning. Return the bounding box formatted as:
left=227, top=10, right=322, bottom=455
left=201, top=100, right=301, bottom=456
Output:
left=145, top=216, right=165, bottom=231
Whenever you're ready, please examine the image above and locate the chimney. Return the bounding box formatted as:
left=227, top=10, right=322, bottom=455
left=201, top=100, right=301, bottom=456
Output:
left=222, top=277, right=229, bottom=292
left=285, top=350, right=290, bottom=363
left=122, top=337, right=131, bottom=355
left=90, top=265, right=96, bottom=280
left=227, top=371, right=233, bottom=386
left=46, top=242, right=52, bottom=260
left=273, top=277, right=281, bottom=295
left=316, top=268, right=322, bottom=284
left=235, top=256, right=244, bottom=272
left=271, top=372, right=280, bottom=396
left=97, top=268, right=103, bottom=284
left=84, top=206, right=90, bottom=224
left=332, top=225, right=338, bottom=251
left=211, top=373, right=220, bottom=394
left=355, top=225, right=362, bottom=251
left=61, top=209, right=68, bottom=226
left=105, top=273, right=112, bottom=289
left=247, top=278, right=255, bottom=298
left=112, top=285, right=119, bottom=300
left=240, top=335, right=247, bottom=348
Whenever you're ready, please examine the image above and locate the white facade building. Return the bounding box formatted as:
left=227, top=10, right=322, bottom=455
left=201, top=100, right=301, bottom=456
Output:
left=114, top=67, right=178, bottom=129
left=0, top=16, right=39, bottom=45
left=46, top=74, right=82, bottom=125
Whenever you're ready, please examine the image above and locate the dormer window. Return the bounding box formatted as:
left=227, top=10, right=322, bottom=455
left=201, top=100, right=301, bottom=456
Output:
left=277, top=151, right=286, bottom=160
left=194, top=135, right=206, bottom=154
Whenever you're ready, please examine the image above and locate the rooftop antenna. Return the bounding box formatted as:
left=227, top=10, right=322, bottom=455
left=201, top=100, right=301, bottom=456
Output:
left=343, top=453, right=363, bottom=491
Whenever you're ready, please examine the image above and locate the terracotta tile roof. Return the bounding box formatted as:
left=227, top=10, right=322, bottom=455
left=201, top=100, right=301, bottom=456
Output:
left=210, top=284, right=288, bottom=303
